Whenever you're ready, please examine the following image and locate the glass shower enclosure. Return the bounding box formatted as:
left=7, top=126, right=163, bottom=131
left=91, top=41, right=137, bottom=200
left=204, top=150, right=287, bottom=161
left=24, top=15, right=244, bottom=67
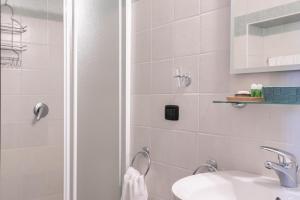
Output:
left=0, top=0, right=126, bottom=199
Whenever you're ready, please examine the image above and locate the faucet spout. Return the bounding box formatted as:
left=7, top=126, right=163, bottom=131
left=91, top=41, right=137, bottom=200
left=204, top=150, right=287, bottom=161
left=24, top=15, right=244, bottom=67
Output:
left=261, top=146, right=298, bottom=188
left=265, top=161, right=298, bottom=188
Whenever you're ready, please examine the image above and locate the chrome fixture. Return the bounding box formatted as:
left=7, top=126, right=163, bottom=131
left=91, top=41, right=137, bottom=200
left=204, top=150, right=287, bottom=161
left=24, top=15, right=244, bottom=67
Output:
left=130, top=147, right=151, bottom=177
left=174, top=68, right=192, bottom=88
left=193, top=160, right=218, bottom=175
left=261, top=146, right=298, bottom=188
left=33, top=103, right=49, bottom=121
left=231, top=102, right=247, bottom=109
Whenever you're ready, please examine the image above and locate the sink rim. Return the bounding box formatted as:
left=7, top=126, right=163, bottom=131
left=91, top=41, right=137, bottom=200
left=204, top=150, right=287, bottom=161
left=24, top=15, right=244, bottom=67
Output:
left=172, top=170, right=300, bottom=200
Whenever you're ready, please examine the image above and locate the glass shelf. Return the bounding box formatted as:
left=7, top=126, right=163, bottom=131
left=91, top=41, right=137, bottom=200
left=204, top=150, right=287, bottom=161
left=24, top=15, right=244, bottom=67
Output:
left=213, top=100, right=300, bottom=108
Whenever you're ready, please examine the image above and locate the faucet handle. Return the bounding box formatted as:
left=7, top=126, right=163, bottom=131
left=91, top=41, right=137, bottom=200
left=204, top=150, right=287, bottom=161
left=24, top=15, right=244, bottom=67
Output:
left=260, top=146, right=297, bottom=166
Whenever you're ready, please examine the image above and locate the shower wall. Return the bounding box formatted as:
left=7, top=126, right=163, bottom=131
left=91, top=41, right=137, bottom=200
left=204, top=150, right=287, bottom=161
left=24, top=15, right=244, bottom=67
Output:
left=0, top=0, right=64, bottom=200
left=131, top=0, right=300, bottom=200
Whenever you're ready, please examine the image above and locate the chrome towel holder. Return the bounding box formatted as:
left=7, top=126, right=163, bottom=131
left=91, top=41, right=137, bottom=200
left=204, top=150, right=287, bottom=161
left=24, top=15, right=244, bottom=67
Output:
left=130, top=147, right=151, bottom=177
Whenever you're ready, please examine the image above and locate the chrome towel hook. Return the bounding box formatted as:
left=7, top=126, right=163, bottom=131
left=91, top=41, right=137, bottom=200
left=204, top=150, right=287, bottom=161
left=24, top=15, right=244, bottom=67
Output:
left=130, top=147, right=151, bottom=177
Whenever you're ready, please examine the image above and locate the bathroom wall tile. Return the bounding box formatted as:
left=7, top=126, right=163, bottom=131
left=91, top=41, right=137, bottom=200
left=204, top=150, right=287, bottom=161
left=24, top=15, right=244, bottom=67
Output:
left=48, top=120, right=64, bottom=147
left=38, top=194, right=64, bottom=200
left=47, top=95, right=64, bottom=120
left=20, top=172, right=49, bottom=200
left=152, top=0, right=174, bottom=27
left=132, top=95, right=152, bottom=126
left=200, top=0, right=230, bottom=13
left=131, top=126, right=151, bottom=157
left=47, top=20, right=64, bottom=46
left=199, top=51, right=230, bottom=93
left=151, top=129, right=198, bottom=170
left=132, top=63, right=152, bottom=94
left=48, top=44, right=64, bottom=69
left=1, top=4, right=64, bottom=200
left=1, top=121, right=48, bottom=149
left=152, top=25, right=173, bottom=60
left=152, top=57, right=199, bottom=94
left=197, top=134, right=232, bottom=170
left=22, top=16, right=48, bottom=45
left=150, top=94, right=199, bottom=132
left=1, top=69, right=22, bottom=95
left=147, top=162, right=191, bottom=199
left=229, top=138, right=263, bottom=174
left=0, top=149, right=22, bottom=176
left=133, top=0, right=151, bottom=32
left=0, top=172, right=22, bottom=200
left=198, top=94, right=232, bottom=135
left=135, top=31, right=151, bottom=63
left=174, top=0, right=199, bottom=20
left=200, top=7, right=230, bottom=53
left=173, top=56, right=199, bottom=93
left=151, top=60, right=173, bottom=94
left=21, top=69, right=51, bottom=95
left=22, top=44, right=50, bottom=69
left=173, top=17, right=200, bottom=57
left=131, top=0, right=300, bottom=197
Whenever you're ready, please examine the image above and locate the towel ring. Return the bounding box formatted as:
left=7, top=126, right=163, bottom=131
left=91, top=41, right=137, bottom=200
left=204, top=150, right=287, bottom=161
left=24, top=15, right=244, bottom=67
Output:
left=130, top=147, right=151, bottom=177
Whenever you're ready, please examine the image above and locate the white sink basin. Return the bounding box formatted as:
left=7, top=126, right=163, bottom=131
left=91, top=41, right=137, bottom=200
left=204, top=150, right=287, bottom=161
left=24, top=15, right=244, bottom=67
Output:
left=172, top=171, right=300, bottom=200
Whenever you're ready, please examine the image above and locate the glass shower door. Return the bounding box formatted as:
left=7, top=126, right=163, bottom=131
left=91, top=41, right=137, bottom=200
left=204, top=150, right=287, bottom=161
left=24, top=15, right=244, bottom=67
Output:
left=0, top=0, right=64, bottom=199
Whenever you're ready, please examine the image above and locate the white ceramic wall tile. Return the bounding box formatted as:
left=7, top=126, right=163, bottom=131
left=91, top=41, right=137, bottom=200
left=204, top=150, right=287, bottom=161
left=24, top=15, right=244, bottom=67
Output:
left=151, top=60, right=173, bottom=94
left=200, top=7, right=230, bottom=53
left=147, top=162, right=191, bottom=199
left=152, top=0, right=174, bottom=27
left=131, top=0, right=300, bottom=198
left=135, top=31, right=151, bottom=63
left=197, top=133, right=232, bottom=170
left=152, top=25, right=173, bottom=60
left=133, top=0, right=151, bottom=32
left=22, top=16, right=48, bottom=45
left=174, top=0, right=199, bottom=20
left=1, top=69, right=21, bottom=95
left=200, top=0, right=230, bottom=13
left=1, top=121, right=48, bottom=149
left=22, top=44, right=50, bottom=69
left=131, top=126, right=151, bottom=156
left=199, top=51, right=230, bottom=93
left=173, top=17, right=200, bottom=57
left=173, top=56, right=199, bottom=93
left=150, top=94, right=199, bottom=132
left=198, top=94, right=232, bottom=135
left=47, top=20, right=64, bottom=46
left=132, top=63, right=152, bottom=94
left=1, top=5, right=64, bottom=199
left=151, top=129, right=198, bottom=170
left=132, top=95, right=152, bottom=126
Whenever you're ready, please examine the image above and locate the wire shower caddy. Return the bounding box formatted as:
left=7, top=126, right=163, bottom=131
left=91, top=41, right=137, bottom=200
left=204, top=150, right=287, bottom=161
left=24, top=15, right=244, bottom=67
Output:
left=1, top=0, right=27, bottom=67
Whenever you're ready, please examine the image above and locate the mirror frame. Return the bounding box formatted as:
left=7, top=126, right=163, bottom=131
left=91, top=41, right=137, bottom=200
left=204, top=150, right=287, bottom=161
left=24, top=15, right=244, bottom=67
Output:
left=230, top=0, right=300, bottom=74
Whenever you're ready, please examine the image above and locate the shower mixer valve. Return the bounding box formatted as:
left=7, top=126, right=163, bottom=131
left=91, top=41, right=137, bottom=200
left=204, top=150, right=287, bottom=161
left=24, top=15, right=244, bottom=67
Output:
left=33, top=102, right=49, bottom=121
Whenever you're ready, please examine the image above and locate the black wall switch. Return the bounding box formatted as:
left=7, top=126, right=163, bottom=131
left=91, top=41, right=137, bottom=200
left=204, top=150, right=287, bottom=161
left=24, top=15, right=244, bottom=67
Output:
left=165, top=105, right=179, bottom=121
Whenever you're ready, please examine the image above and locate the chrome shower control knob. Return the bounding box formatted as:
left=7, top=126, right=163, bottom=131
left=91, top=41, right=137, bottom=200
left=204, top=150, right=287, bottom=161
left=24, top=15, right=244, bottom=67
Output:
left=33, top=102, right=49, bottom=121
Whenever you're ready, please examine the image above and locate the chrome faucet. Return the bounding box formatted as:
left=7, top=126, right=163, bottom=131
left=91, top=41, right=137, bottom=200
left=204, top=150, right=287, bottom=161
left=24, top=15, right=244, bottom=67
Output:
left=261, top=146, right=298, bottom=188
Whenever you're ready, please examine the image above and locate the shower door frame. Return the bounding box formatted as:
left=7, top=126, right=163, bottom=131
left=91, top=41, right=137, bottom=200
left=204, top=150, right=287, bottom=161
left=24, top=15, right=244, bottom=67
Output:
left=63, top=0, right=129, bottom=199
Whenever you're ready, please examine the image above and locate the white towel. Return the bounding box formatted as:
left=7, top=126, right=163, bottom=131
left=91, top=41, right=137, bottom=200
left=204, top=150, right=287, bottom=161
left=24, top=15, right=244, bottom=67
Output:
left=121, top=167, right=148, bottom=200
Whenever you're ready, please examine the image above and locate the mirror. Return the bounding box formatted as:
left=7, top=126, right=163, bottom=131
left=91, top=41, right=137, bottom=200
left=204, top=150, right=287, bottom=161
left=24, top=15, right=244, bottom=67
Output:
left=231, top=0, right=300, bottom=74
